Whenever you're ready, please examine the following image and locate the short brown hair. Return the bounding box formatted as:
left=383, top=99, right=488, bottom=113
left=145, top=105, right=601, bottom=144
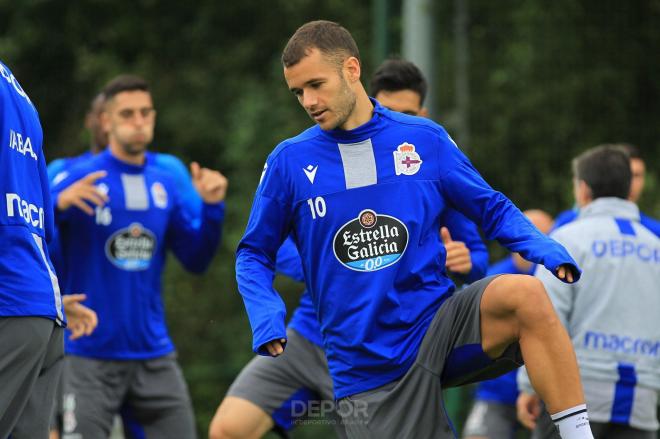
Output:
left=101, top=74, right=150, bottom=101
left=282, top=20, right=360, bottom=68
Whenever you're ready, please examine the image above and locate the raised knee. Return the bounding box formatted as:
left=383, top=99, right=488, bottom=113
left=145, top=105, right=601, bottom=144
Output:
left=209, top=418, right=242, bottom=439
left=514, top=276, right=557, bottom=325
left=208, top=397, right=273, bottom=439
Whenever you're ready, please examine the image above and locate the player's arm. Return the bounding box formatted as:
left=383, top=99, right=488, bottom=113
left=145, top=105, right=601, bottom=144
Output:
left=236, top=155, right=293, bottom=356
left=435, top=130, right=580, bottom=283
left=166, top=162, right=226, bottom=273
left=439, top=209, right=488, bottom=282
left=275, top=236, right=305, bottom=282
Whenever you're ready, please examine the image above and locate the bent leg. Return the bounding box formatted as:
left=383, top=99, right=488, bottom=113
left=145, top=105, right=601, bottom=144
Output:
left=480, top=274, right=584, bottom=414
left=209, top=396, right=274, bottom=439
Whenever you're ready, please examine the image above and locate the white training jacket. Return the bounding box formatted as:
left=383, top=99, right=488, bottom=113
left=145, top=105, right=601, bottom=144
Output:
left=519, top=197, right=660, bottom=430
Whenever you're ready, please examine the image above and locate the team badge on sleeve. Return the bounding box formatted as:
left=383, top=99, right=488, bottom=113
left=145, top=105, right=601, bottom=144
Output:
left=333, top=209, right=409, bottom=272
left=150, top=182, right=168, bottom=209
left=393, top=142, right=423, bottom=176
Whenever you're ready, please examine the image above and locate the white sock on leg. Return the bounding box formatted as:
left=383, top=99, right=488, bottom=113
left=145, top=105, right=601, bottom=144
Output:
left=550, top=404, right=594, bottom=439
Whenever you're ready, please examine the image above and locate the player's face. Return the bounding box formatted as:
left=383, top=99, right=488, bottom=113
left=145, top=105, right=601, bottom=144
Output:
left=374, top=89, right=425, bottom=116
left=103, top=90, right=156, bottom=156
left=284, top=48, right=357, bottom=131
left=628, top=158, right=645, bottom=202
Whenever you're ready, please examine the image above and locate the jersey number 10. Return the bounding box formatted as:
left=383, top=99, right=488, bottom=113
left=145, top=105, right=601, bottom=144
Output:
left=307, top=197, right=326, bottom=219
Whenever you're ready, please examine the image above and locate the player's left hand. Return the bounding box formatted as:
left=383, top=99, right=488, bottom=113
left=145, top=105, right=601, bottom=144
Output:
left=262, top=338, right=287, bottom=357
left=516, top=392, right=541, bottom=430
left=62, top=294, right=98, bottom=340
left=556, top=264, right=576, bottom=283
left=441, top=227, right=472, bottom=275
left=190, top=162, right=228, bottom=204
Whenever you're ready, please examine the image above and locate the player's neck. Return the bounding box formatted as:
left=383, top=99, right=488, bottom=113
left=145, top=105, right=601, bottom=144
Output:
left=340, top=89, right=374, bottom=131
left=108, top=142, right=146, bottom=166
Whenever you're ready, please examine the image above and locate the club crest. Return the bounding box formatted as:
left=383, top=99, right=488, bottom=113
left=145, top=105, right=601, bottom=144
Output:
left=393, top=142, right=423, bottom=176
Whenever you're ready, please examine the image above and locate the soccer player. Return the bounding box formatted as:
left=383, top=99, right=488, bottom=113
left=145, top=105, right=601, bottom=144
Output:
left=0, top=59, right=65, bottom=438
left=462, top=210, right=554, bottom=439
left=209, top=59, right=489, bottom=439
left=553, top=144, right=660, bottom=237
left=51, top=74, right=227, bottom=439
left=517, top=145, right=660, bottom=438
left=236, top=20, right=594, bottom=439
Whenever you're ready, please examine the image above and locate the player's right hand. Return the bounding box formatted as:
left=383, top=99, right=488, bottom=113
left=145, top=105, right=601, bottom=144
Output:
left=262, top=338, right=287, bottom=357
left=56, top=170, right=108, bottom=215
left=516, top=392, right=541, bottom=430
left=441, top=227, right=473, bottom=275
left=62, top=294, right=98, bottom=340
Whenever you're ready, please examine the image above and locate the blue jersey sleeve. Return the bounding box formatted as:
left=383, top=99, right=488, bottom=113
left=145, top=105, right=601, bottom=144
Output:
left=236, top=154, right=294, bottom=355
left=166, top=195, right=224, bottom=274
left=435, top=131, right=580, bottom=281
left=154, top=153, right=202, bottom=225
left=47, top=158, right=68, bottom=186
left=439, top=208, right=488, bottom=283
left=275, top=236, right=304, bottom=282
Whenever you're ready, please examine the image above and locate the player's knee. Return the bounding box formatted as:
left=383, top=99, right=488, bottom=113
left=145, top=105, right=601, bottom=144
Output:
left=209, top=397, right=272, bottom=439
left=208, top=417, right=242, bottom=439
left=513, top=276, right=557, bottom=326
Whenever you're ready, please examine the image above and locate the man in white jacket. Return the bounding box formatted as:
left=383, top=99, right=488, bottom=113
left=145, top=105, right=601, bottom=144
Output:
left=518, top=144, right=660, bottom=438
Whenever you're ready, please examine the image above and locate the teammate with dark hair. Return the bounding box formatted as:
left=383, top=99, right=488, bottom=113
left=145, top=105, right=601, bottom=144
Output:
left=51, top=74, right=227, bottom=439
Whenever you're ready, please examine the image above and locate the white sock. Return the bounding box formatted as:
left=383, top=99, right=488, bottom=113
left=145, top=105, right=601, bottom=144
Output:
left=550, top=404, right=594, bottom=439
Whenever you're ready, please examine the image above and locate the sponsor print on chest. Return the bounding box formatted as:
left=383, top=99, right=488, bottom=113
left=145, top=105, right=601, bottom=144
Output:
left=333, top=209, right=409, bottom=272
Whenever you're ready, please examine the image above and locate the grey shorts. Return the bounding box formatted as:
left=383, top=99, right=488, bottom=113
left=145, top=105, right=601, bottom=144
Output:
left=462, top=400, right=522, bottom=438
left=338, top=275, right=523, bottom=439
left=228, top=328, right=346, bottom=437
left=61, top=352, right=196, bottom=439
left=0, top=317, right=63, bottom=439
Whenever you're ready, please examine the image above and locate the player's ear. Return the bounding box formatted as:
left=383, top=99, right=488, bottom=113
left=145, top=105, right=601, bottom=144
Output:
left=344, top=56, right=361, bottom=83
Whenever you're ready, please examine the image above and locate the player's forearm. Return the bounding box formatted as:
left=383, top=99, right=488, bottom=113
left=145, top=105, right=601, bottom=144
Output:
left=236, top=246, right=287, bottom=354
left=170, top=202, right=224, bottom=273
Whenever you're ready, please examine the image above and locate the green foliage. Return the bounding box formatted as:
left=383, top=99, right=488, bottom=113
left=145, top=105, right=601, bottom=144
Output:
left=3, top=1, right=659, bottom=436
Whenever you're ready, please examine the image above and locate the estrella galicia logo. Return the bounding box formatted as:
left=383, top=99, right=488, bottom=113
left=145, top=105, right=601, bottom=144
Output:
left=105, top=222, right=156, bottom=271
left=333, top=209, right=409, bottom=272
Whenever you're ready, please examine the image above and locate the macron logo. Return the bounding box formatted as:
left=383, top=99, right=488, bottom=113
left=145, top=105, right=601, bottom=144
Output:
left=303, top=165, right=318, bottom=184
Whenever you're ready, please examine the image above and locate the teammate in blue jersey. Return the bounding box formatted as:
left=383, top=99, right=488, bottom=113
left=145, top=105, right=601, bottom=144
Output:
left=518, top=145, right=660, bottom=438
left=47, top=91, right=200, bottom=439
left=210, top=57, right=489, bottom=439
left=553, top=144, right=660, bottom=237
left=236, top=21, right=595, bottom=438
left=0, top=59, right=97, bottom=439
left=463, top=210, right=554, bottom=439
left=51, top=74, right=227, bottom=439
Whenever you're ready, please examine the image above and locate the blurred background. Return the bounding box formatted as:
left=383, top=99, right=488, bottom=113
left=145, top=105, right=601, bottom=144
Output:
left=2, top=0, right=659, bottom=437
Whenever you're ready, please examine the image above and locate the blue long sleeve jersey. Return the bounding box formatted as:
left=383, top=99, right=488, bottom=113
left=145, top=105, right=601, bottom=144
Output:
left=0, top=60, right=65, bottom=325
left=51, top=148, right=222, bottom=359
left=236, top=101, right=580, bottom=398
left=283, top=206, right=489, bottom=347
left=47, top=151, right=203, bottom=289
